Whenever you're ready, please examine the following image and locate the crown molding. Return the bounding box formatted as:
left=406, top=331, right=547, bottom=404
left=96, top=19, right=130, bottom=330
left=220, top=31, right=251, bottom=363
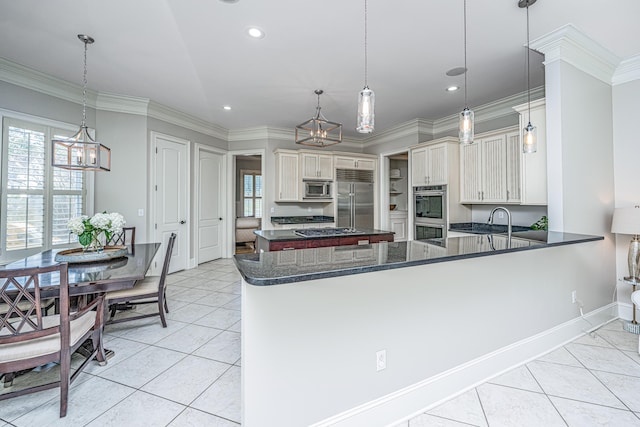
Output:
left=228, top=126, right=362, bottom=148
left=612, top=54, right=640, bottom=86
left=0, top=56, right=98, bottom=106
left=365, top=119, right=434, bottom=147
left=529, top=24, right=620, bottom=85
left=96, top=92, right=150, bottom=116
left=147, top=101, right=228, bottom=140
left=431, top=86, right=545, bottom=136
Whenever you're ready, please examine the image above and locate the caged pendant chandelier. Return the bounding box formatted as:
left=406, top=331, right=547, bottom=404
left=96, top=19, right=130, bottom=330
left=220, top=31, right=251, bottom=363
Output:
left=520, top=0, right=537, bottom=153
left=458, top=0, right=474, bottom=145
left=356, top=0, right=375, bottom=133
left=52, top=34, right=111, bottom=171
left=295, top=89, right=343, bottom=147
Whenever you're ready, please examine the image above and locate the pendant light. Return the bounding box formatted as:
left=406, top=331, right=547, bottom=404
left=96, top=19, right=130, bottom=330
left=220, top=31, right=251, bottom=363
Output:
left=295, top=90, right=343, bottom=147
left=356, top=0, right=375, bottom=133
left=458, top=0, right=474, bottom=145
left=520, top=0, right=537, bottom=153
left=52, top=34, right=111, bottom=171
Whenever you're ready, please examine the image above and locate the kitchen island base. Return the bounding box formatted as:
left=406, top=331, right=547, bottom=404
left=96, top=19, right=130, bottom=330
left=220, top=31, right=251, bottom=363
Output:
left=241, top=239, right=615, bottom=426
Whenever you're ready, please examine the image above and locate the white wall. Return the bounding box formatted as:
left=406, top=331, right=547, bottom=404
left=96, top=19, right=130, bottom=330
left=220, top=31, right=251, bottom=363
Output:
left=94, top=110, right=149, bottom=240
left=243, top=240, right=613, bottom=426
left=612, top=76, right=640, bottom=311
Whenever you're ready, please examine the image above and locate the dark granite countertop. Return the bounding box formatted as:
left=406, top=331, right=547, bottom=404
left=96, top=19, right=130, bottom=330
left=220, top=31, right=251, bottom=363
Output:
left=270, top=215, right=335, bottom=225
left=449, top=222, right=532, bottom=234
left=234, top=231, right=603, bottom=286
left=255, top=228, right=393, bottom=241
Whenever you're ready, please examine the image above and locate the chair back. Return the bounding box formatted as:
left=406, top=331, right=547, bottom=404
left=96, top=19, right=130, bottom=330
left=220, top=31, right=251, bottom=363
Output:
left=158, top=233, right=177, bottom=292
left=0, top=264, right=69, bottom=345
left=107, top=227, right=136, bottom=246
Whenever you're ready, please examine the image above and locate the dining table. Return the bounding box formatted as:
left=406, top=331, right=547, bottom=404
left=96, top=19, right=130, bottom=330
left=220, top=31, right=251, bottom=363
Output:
left=1, top=243, right=161, bottom=361
left=1, top=243, right=161, bottom=298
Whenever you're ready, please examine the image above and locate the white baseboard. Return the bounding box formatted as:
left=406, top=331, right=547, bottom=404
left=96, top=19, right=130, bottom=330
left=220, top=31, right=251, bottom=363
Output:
left=618, top=301, right=637, bottom=321
left=311, top=303, right=617, bottom=427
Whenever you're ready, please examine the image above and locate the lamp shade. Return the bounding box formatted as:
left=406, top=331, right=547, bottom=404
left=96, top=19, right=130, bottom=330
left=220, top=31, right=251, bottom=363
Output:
left=611, top=206, right=640, bottom=235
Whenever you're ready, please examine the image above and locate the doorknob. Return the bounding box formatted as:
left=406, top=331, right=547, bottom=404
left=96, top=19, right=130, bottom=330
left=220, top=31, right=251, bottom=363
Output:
left=219, top=217, right=223, bottom=221
left=180, top=220, right=186, bottom=224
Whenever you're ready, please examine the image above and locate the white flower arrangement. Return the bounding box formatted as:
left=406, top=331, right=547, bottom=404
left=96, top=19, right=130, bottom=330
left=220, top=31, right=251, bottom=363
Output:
left=67, top=212, right=126, bottom=249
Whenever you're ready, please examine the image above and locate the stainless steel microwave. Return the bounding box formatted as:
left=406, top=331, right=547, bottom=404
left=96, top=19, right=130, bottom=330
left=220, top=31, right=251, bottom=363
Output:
left=304, top=180, right=332, bottom=199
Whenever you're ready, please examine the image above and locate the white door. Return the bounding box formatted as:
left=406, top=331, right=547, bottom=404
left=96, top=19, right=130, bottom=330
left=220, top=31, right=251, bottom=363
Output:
left=153, top=133, right=189, bottom=274
left=197, top=148, right=224, bottom=263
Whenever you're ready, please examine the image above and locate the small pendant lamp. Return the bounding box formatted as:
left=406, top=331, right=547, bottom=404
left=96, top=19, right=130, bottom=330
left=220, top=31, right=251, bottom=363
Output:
left=459, top=0, right=474, bottom=144
left=520, top=0, right=537, bottom=153
left=356, top=0, right=375, bottom=133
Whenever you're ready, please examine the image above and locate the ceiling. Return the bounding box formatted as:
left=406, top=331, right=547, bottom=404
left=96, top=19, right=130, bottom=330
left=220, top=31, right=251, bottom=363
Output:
left=0, top=0, right=638, bottom=140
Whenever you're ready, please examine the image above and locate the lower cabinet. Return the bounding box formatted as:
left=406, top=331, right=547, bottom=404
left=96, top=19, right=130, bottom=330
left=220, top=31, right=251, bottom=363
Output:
left=389, top=211, right=408, bottom=242
left=257, top=233, right=394, bottom=252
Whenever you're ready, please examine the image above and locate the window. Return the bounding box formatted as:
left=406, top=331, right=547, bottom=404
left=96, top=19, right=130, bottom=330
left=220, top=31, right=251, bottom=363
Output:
left=1, top=115, right=90, bottom=261
left=241, top=170, right=262, bottom=218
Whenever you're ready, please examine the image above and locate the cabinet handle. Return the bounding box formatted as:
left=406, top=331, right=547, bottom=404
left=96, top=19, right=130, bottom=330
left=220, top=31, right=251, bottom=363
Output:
left=481, top=191, right=484, bottom=200
left=507, top=190, right=510, bottom=200
left=477, top=191, right=480, bottom=200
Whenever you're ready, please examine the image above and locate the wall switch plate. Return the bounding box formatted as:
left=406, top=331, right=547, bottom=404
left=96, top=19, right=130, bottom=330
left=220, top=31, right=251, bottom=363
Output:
left=498, top=211, right=505, bottom=219
left=376, top=350, right=386, bottom=371
left=571, top=290, right=577, bottom=303
left=138, top=209, right=144, bottom=217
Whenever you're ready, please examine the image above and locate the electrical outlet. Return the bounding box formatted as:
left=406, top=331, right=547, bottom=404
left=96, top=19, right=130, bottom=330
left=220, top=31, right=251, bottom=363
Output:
left=138, top=208, right=144, bottom=217
left=571, top=290, right=577, bottom=304
left=270, top=207, right=275, bottom=214
left=376, top=350, right=386, bottom=371
left=498, top=211, right=505, bottom=219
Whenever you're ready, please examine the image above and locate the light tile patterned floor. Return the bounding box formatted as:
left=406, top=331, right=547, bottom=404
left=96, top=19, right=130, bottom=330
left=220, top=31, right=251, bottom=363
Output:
left=2, top=258, right=640, bottom=426
left=0, top=258, right=241, bottom=427
left=394, top=320, right=640, bottom=427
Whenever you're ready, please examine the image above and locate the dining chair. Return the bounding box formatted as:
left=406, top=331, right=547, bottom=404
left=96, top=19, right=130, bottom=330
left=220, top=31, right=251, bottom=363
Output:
left=0, top=263, right=106, bottom=418
left=105, top=233, right=176, bottom=327
left=106, top=226, right=136, bottom=246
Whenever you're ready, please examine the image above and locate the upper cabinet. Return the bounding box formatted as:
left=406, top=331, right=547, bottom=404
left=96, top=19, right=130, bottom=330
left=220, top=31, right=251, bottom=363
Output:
left=334, top=155, right=376, bottom=171
left=460, top=127, right=521, bottom=204
left=300, top=151, right=333, bottom=180
left=411, top=143, right=449, bottom=186
left=513, top=98, right=547, bottom=205
left=274, top=149, right=300, bottom=202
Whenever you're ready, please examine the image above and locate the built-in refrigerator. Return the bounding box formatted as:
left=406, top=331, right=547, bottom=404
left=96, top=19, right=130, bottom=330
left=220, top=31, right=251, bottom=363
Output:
left=336, top=169, right=374, bottom=229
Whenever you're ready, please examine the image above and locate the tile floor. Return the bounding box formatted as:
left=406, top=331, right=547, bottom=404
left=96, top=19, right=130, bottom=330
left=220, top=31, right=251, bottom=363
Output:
left=2, top=258, right=640, bottom=426
left=393, top=320, right=640, bottom=427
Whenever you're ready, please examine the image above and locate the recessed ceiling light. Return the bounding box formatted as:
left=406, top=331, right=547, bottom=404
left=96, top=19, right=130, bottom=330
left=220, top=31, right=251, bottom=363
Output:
left=445, top=67, right=467, bottom=77
left=446, top=86, right=460, bottom=92
left=247, top=27, right=265, bottom=39
left=223, top=105, right=232, bottom=110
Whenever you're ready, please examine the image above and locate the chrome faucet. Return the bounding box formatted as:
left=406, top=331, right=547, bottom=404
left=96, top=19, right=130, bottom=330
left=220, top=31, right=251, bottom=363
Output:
left=488, top=206, right=512, bottom=240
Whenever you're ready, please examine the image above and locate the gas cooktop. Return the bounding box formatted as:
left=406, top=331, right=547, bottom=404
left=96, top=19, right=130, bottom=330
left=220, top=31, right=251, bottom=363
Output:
left=293, top=228, right=365, bottom=238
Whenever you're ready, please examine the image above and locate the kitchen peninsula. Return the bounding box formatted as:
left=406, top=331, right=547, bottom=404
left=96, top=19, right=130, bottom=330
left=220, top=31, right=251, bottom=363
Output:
left=235, top=232, right=614, bottom=426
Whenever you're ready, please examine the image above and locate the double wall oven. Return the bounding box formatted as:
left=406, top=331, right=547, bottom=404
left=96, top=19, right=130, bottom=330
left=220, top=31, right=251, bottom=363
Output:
left=414, top=185, right=447, bottom=239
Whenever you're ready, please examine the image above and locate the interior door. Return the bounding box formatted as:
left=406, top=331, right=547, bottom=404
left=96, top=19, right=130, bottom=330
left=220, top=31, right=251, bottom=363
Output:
left=198, top=149, right=223, bottom=263
left=153, top=133, right=189, bottom=274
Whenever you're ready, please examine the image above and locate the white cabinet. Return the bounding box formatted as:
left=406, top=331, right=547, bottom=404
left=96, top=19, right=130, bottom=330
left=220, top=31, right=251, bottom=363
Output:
left=389, top=211, right=407, bottom=242
left=274, top=149, right=300, bottom=202
left=411, top=143, right=448, bottom=186
left=513, top=98, right=547, bottom=205
left=334, top=155, right=376, bottom=171
left=459, top=127, right=521, bottom=204
left=300, top=152, right=333, bottom=180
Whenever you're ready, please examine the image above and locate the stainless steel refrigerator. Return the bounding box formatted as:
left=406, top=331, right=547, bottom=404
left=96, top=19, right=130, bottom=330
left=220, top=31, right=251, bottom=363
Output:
left=336, top=169, right=374, bottom=230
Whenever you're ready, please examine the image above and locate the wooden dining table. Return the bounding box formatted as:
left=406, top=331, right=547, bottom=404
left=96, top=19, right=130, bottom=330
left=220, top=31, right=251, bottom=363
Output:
left=2, top=243, right=161, bottom=298
left=1, top=243, right=161, bottom=362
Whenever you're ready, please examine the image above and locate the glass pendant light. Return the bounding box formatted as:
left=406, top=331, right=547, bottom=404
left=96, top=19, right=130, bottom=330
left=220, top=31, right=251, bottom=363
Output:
left=520, top=0, right=537, bottom=153
left=52, top=35, right=111, bottom=171
left=459, top=0, right=474, bottom=144
left=356, top=0, right=375, bottom=133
